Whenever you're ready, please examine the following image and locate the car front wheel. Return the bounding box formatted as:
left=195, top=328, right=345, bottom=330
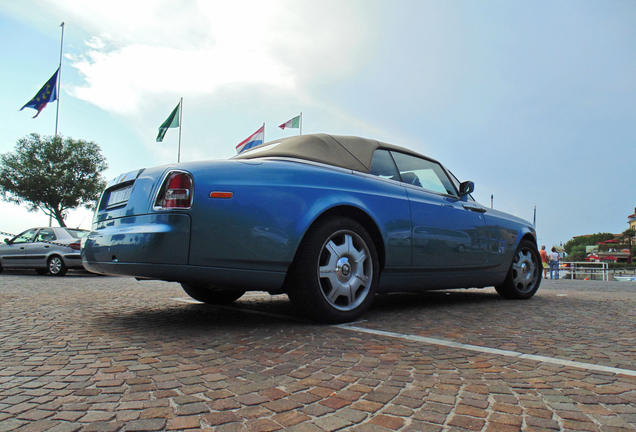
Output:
left=289, top=217, right=379, bottom=324
left=180, top=283, right=246, bottom=304
left=48, top=256, right=68, bottom=276
left=495, top=240, right=541, bottom=299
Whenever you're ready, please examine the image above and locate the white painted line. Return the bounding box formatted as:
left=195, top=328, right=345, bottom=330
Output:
left=337, top=325, right=636, bottom=377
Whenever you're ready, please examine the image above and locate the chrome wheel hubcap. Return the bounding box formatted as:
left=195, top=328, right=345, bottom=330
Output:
left=318, top=230, right=373, bottom=311
left=512, top=249, right=537, bottom=293
left=49, top=258, right=62, bottom=274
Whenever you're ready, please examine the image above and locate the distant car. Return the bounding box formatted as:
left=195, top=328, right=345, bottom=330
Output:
left=82, top=134, right=541, bottom=323
left=0, top=227, right=88, bottom=276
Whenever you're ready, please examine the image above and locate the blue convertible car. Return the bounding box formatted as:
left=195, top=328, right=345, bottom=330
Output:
left=82, top=134, right=541, bottom=323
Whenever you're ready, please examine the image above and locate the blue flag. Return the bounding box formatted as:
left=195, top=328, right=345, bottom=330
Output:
left=21, top=68, right=60, bottom=118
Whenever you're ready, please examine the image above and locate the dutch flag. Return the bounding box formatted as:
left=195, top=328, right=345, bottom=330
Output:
left=236, top=126, right=265, bottom=154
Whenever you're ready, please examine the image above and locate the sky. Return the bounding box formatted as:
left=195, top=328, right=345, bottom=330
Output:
left=1, top=0, right=635, bottom=250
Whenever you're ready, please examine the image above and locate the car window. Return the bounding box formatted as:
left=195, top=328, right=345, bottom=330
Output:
left=369, top=150, right=400, bottom=180
left=12, top=229, right=38, bottom=244
left=65, top=229, right=88, bottom=239
left=35, top=229, right=57, bottom=243
left=390, top=152, right=458, bottom=197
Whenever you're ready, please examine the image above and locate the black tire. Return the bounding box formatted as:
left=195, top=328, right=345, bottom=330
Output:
left=495, top=240, right=541, bottom=299
left=48, top=256, right=68, bottom=276
left=0, top=261, right=3, bottom=274
left=36, top=268, right=49, bottom=275
left=181, top=283, right=245, bottom=304
left=288, top=217, right=379, bottom=324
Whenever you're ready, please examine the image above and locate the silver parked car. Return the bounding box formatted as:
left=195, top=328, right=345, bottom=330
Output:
left=0, top=227, right=88, bottom=276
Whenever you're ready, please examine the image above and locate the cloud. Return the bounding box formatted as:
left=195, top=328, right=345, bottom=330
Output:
left=58, top=0, right=375, bottom=115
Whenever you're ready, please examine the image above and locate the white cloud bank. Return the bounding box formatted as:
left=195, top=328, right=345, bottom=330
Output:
left=49, top=0, right=375, bottom=115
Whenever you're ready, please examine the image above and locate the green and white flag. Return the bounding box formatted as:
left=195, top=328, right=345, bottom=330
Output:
left=279, top=114, right=300, bottom=130
left=156, top=102, right=181, bottom=142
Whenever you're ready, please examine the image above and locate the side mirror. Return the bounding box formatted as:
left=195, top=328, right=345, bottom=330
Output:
left=459, top=181, right=475, bottom=197
left=4, top=238, right=10, bottom=244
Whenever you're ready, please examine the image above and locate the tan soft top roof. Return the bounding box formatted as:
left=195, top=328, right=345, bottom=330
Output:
left=232, top=133, right=432, bottom=174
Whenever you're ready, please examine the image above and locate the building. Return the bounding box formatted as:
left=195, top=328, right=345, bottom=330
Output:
left=586, top=251, right=631, bottom=263
left=629, top=207, right=636, bottom=232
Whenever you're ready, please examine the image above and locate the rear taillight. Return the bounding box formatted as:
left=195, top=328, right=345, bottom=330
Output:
left=156, top=171, right=193, bottom=209
left=69, top=241, right=81, bottom=251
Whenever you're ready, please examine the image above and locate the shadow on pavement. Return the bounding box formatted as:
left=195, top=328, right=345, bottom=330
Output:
left=91, top=289, right=504, bottom=337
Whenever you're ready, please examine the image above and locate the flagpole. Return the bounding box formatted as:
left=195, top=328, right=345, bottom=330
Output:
left=178, top=97, right=183, bottom=163
left=49, top=22, right=65, bottom=227
left=55, top=22, right=64, bottom=137
left=299, top=111, right=302, bottom=135
left=263, top=122, right=265, bottom=144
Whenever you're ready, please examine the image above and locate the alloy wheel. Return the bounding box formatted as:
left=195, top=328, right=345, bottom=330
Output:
left=317, top=230, right=373, bottom=311
left=511, top=248, right=538, bottom=293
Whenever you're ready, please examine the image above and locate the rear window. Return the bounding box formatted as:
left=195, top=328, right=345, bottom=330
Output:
left=65, top=229, right=88, bottom=239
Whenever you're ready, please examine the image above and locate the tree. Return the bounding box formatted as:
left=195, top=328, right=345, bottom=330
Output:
left=563, top=232, right=616, bottom=261
left=0, top=133, right=108, bottom=227
left=621, top=228, right=635, bottom=260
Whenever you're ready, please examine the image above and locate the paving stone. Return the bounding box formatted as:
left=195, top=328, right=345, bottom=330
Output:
left=271, top=410, right=311, bottom=427
left=77, top=411, right=116, bottom=423
left=166, top=415, right=201, bottom=429
left=0, top=418, right=26, bottom=432
left=262, top=398, right=302, bottom=413
left=526, top=416, right=561, bottom=429
left=16, top=408, right=54, bottom=421
left=175, top=402, right=210, bottom=415
left=80, top=422, right=124, bottom=432
left=46, top=423, right=83, bottom=432
left=235, top=393, right=268, bottom=406
left=368, top=414, right=405, bottom=430
left=139, top=406, right=173, bottom=419
left=124, top=419, right=167, bottom=431
left=201, top=411, right=242, bottom=426
left=382, top=404, right=413, bottom=417
left=309, top=415, right=350, bottom=431
left=403, top=420, right=443, bottom=432
left=236, top=405, right=272, bottom=420
left=244, top=418, right=282, bottom=432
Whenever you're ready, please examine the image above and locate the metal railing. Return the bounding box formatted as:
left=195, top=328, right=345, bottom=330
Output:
left=557, top=261, right=608, bottom=281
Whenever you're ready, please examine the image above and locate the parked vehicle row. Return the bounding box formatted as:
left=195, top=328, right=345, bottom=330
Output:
left=0, top=227, right=88, bottom=276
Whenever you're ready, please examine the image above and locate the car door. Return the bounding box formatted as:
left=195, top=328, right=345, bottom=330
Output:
left=24, top=228, right=58, bottom=268
left=389, top=151, right=489, bottom=268
left=0, top=229, right=38, bottom=267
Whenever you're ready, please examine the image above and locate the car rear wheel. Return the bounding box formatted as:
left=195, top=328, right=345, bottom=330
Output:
left=48, top=256, right=68, bottom=276
left=180, top=283, right=246, bottom=304
left=289, top=217, right=379, bottom=324
left=495, top=240, right=541, bottom=299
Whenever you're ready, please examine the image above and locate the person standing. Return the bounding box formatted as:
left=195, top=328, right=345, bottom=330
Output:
left=540, top=245, right=549, bottom=279
left=549, top=246, right=560, bottom=280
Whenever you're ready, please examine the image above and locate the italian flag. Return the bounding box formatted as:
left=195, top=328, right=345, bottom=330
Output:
left=279, top=114, right=300, bottom=130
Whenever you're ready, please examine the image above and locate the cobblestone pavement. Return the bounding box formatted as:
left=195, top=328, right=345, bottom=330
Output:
left=2, top=272, right=636, bottom=431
